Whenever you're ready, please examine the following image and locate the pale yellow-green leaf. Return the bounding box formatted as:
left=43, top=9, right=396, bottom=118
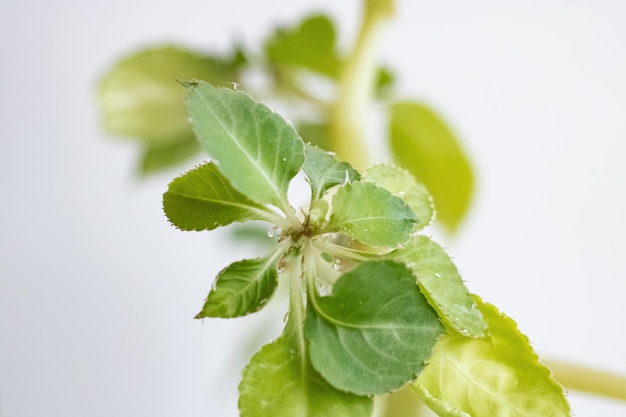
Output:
left=412, top=297, right=570, bottom=417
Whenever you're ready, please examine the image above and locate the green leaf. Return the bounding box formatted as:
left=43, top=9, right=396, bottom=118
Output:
left=389, top=235, right=487, bottom=337
left=305, top=261, right=444, bottom=395
left=363, top=164, right=434, bottom=231
left=325, top=182, right=416, bottom=248
left=196, top=255, right=280, bottom=318
left=163, top=162, right=272, bottom=231
left=184, top=81, right=305, bottom=210
left=413, top=297, right=571, bottom=417
left=389, top=101, right=474, bottom=232
left=296, top=122, right=331, bottom=150
left=98, top=45, right=243, bottom=144
left=138, top=135, right=200, bottom=175
left=375, top=66, right=395, bottom=98
left=265, top=15, right=340, bottom=78
left=303, top=144, right=360, bottom=201
left=239, top=323, right=373, bottom=417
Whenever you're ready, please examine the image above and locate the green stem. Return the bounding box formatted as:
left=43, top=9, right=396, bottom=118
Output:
left=274, top=68, right=330, bottom=110
left=375, top=385, right=431, bottom=417
left=545, top=359, right=626, bottom=401
left=330, top=0, right=395, bottom=171
left=313, top=237, right=377, bottom=262
left=286, top=250, right=307, bottom=375
left=256, top=207, right=293, bottom=232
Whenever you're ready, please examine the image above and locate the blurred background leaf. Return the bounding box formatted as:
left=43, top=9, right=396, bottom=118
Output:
left=389, top=101, right=474, bottom=232
left=139, top=134, right=199, bottom=174
left=98, top=45, right=246, bottom=172
left=265, top=15, right=340, bottom=78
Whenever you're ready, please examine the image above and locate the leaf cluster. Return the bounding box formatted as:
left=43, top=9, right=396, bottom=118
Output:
left=99, top=14, right=473, bottom=231
left=162, top=82, right=570, bottom=417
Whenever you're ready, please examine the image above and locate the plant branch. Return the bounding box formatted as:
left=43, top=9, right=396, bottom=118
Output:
left=286, top=250, right=307, bottom=376
left=313, top=237, right=378, bottom=262
left=545, top=359, right=626, bottom=401
left=329, top=0, right=395, bottom=171
left=375, top=385, right=430, bottom=417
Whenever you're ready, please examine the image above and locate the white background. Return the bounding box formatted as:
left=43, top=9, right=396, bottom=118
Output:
left=1, top=1, right=625, bottom=416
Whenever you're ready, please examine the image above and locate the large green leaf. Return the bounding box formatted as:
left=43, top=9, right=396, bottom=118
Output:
left=184, top=81, right=305, bottom=210
left=412, top=297, right=571, bottom=417
left=265, top=15, right=340, bottom=78
left=98, top=46, right=243, bottom=144
left=325, top=182, right=416, bottom=248
left=305, top=261, right=444, bottom=395
left=389, top=101, right=474, bottom=232
left=196, top=255, right=280, bottom=319
left=303, top=144, right=360, bottom=201
left=239, top=321, right=373, bottom=417
left=389, top=235, right=486, bottom=337
left=163, top=162, right=272, bottom=231
left=363, top=164, right=434, bottom=231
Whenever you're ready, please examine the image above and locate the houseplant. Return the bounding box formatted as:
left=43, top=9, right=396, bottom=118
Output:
left=98, top=1, right=626, bottom=415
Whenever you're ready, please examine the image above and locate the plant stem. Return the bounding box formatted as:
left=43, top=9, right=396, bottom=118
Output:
left=286, top=250, right=307, bottom=374
left=375, top=385, right=429, bottom=417
left=330, top=0, right=395, bottom=171
left=313, top=238, right=377, bottom=262
left=545, top=359, right=626, bottom=401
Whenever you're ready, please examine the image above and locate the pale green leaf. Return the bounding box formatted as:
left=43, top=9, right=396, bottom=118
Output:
left=389, top=235, right=486, bottom=337
left=363, top=164, right=434, bottom=231
left=184, top=81, right=305, bottom=210
left=305, top=261, right=444, bottom=395
left=163, top=162, right=272, bottom=231
left=303, top=144, right=360, bottom=200
left=138, top=135, right=199, bottom=175
left=98, top=46, right=243, bottom=144
left=389, top=101, right=474, bottom=232
left=325, top=182, right=416, bottom=248
left=239, top=323, right=373, bottom=417
left=196, top=255, right=280, bottom=318
left=413, top=297, right=571, bottom=417
left=265, top=15, right=340, bottom=78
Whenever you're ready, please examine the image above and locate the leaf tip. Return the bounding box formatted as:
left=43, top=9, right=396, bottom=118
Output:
left=177, top=79, right=198, bottom=89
